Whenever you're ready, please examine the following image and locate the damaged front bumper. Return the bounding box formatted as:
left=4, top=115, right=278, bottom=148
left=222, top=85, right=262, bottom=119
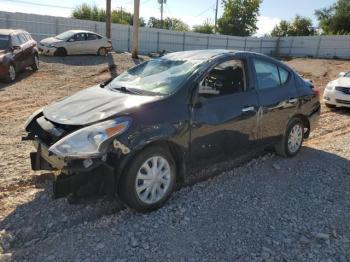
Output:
left=29, top=138, right=117, bottom=199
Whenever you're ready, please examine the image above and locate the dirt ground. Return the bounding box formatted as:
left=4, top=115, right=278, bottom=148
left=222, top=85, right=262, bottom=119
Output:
left=0, top=54, right=350, bottom=261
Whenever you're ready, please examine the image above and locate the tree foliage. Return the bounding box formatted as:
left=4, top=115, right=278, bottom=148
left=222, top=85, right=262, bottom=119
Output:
left=217, top=0, right=261, bottom=36
left=193, top=20, right=215, bottom=34
left=271, top=15, right=315, bottom=37
left=72, top=4, right=145, bottom=26
left=147, top=17, right=189, bottom=31
left=315, top=0, right=350, bottom=35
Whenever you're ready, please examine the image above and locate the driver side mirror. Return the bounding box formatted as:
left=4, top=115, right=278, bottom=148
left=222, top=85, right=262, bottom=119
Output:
left=338, top=72, right=346, bottom=78
left=12, top=45, right=21, bottom=51
left=67, top=38, right=75, bottom=42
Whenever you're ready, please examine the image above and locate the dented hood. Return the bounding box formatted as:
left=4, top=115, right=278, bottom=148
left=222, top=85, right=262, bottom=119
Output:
left=43, top=86, right=159, bottom=125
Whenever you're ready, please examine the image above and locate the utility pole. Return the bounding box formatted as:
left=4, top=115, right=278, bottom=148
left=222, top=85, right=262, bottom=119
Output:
left=158, top=0, right=166, bottom=29
left=132, top=0, right=140, bottom=58
left=120, top=6, right=123, bottom=21
left=214, top=0, right=218, bottom=33
left=106, top=0, right=111, bottom=38
left=214, top=0, right=219, bottom=30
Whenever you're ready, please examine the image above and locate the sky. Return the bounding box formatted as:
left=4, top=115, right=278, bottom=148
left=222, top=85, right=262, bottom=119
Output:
left=0, top=0, right=337, bottom=36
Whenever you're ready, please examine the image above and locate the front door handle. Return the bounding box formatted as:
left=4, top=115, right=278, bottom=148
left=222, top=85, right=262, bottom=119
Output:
left=242, top=106, right=255, bottom=113
left=288, top=98, right=298, bottom=104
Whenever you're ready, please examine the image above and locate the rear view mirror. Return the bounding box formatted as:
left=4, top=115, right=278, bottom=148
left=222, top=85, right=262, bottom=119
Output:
left=338, top=72, right=346, bottom=78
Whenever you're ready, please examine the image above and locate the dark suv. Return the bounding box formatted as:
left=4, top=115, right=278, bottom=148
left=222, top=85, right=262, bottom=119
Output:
left=24, top=50, right=320, bottom=212
left=0, top=29, right=39, bottom=82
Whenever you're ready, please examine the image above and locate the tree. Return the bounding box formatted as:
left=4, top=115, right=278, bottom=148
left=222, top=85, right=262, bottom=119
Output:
left=217, top=0, right=261, bottom=36
left=193, top=19, right=215, bottom=34
left=315, top=0, right=350, bottom=35
left=72, top=4, right=145, bottom=26
left=147, top=17, right=189, bottom=31
left=271, top=15, right=315, bottom=37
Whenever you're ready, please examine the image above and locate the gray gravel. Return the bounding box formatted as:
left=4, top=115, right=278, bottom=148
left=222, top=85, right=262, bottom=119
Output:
left=1, top=140, right=350, bottom=261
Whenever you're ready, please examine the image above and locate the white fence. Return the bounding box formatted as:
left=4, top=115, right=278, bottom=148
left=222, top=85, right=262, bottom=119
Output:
left=1, top=11, right=350, bottom=59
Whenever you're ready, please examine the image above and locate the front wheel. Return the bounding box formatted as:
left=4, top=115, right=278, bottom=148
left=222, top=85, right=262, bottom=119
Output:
left=118, top=146, right=176, bottom=213
left=275, top=118, right=304, bottom=157
left=325, top=103, right=336, bottom=109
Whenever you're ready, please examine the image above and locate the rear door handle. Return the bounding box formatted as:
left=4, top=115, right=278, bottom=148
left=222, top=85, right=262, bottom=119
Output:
left=242, top=106, right=255, bottom=112
left=288, top=98, right=298, bottom=104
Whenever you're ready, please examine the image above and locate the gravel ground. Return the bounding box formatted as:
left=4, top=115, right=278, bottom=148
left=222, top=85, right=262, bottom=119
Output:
left=0, top=55, right=350, bottom=261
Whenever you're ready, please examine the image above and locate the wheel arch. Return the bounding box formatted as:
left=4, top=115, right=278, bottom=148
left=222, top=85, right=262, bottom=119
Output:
left=291, top=113, right=310, bottom=138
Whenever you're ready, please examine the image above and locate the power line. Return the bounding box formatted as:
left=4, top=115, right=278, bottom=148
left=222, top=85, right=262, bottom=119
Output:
left=196, top=3, right=216, bottom=17
left=0, top=0, right=74, bottom=9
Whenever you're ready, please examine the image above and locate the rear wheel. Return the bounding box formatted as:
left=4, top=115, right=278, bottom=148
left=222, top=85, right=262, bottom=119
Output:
left=97, top=47, right=108, bottom=56
left=275, top=118, right=304, bottom=157
left=5, top=64, right=16, bottom=82
left=55, top=47, right=67, bottom=57
left=31, top=54, right=39, bottom=71
left=118, top=146, right=176, bottom=213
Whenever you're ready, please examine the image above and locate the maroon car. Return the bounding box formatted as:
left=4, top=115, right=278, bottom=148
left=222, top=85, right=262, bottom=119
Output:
left=0, top=29, right=39, bottom=82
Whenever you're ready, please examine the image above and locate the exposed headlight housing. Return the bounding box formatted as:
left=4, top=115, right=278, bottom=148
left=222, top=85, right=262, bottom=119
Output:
left=49, top=117, right=131, bottom=158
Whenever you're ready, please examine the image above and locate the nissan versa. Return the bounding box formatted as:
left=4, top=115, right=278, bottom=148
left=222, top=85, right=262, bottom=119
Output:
left=23, top=50, right=320, bottom=212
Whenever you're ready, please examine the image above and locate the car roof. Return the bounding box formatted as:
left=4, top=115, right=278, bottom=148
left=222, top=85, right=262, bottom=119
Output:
left=0, top=29, right=28, bottom=35
left=65, top=30, right=100, bottom=35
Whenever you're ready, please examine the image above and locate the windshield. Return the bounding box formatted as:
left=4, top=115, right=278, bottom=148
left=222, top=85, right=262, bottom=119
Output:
left=0, top=35, right=9, bottom=50
left=55, top=31, right=75, bottom=40
left=109, top=58, right=201, bottom=95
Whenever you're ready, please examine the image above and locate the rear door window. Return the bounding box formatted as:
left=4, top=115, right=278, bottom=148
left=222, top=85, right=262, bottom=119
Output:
left=86, top=33, right=98, bottom=40
left=11, top=35, right=21, bottom=46
left=253, top=59, right=290, bottom=89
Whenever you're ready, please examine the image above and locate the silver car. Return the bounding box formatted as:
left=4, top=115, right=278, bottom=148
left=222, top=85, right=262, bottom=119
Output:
left=38, top=30, right=112, bottom=56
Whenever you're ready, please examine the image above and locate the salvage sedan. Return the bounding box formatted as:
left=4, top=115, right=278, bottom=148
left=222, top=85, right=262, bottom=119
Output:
left=323, top=71, right=350, bottom=108
left=23, top=50, right=320, bottom=212
left=38, top=30, right=112, bottom=56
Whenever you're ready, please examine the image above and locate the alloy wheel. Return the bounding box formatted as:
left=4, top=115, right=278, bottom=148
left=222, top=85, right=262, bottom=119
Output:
left=287, top=124, right=303, bottom=153
left=135, top=156, right=172, bottom=205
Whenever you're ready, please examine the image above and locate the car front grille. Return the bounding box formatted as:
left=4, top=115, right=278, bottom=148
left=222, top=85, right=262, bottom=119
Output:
left=335, top=86, right=350, bottom=95
left=335, top=99, right=350, bottom=105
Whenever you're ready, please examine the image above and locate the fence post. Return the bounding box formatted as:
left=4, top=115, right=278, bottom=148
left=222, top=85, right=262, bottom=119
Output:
left=157, top=31, right=160, bottom=52
left=55, top=19, right=59, bottom=35
left=127, top=26, right=131, bottom=52
left=226, top=36, right=229, bottom=49
left=94, top=23, right=98, bottom=33
left=182, top=32, right=186, bottom=51
left=288, top=38, right=294, bottom=57
left=315, top=36, right=322, bottom=58
left=6, top=14, right=11, bottom=28
left=244, top=38, right=247, bottom=51
left=260, top=38, right=263, bottom=53
left=206, top=35, right=210, bottom=49
left=275, top=37, right=281, bottom=58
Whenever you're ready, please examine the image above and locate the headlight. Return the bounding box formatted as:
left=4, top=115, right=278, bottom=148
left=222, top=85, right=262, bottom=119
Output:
left=49, top=117, right=131, bottom=158
left=325, top=84, right=334, bottom=91
left=48, top=44, right=57, bottom=48
left=24, top=108, right=43, bottom=131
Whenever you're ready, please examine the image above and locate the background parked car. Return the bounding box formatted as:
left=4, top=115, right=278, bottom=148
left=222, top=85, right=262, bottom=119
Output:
left=323, top=71, right=350, bottom=108
left=38, top=30, right=113, bottom=56
left=0, top=29, right=39, bottom=82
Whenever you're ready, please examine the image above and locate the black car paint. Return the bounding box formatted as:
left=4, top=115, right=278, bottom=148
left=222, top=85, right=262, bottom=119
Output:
left=0, top=30, right=38, bottom=79
left=25, top=50, right=320, bottom=197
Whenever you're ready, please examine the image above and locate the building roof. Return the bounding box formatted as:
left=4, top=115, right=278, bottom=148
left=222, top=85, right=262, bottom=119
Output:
left=0, top=29, right=27, bottom=35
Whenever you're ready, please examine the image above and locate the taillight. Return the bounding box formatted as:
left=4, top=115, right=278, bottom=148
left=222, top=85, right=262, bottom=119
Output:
left=312, top=87, right=320, bottom=96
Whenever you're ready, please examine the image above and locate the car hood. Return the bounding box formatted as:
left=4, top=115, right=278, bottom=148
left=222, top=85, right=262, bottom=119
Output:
left=329, top=77, right=350, bottom=87
left=43, top=86, right=160, bottom=125
left=40, top=37, right=63, bottom=46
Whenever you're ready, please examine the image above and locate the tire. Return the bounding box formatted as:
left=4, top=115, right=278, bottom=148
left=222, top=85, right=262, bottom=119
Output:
left=325, top=103, right=336, bottom=109
left=31, top=54, right=39, bottom=71
left=55, top=47, right=67, bottom=57
left=5, top=64, right=16, bottom=83
left=97, top=47, right=108, bottom=56
left=275, top=118, right=304, bottom=157
left=118, top=145, right=176, bottom=213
